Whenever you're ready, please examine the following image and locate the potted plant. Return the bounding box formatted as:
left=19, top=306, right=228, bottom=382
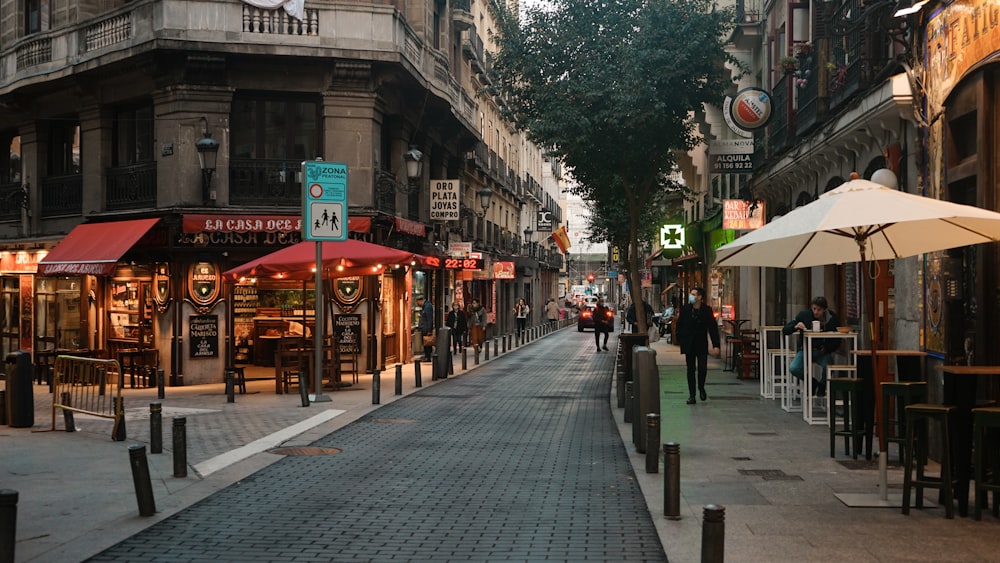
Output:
left=779, top=56, right=798, bottom=72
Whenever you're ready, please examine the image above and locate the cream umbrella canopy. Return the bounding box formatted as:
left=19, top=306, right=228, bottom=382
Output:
left=715, top=175, right=1000, bottom=504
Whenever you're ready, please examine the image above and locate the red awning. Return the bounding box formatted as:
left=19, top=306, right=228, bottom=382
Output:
left=38, top=218, right=160, bottom=276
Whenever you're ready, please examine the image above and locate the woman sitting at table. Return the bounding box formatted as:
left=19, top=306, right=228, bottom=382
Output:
left=783, top=296, right=840, bottom=397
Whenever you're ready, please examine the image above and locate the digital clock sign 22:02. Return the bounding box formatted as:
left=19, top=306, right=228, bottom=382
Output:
left=424, top=256, right=483, bottom=270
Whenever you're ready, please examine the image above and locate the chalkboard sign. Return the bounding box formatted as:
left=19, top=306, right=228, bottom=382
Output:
left=334, top=314, right=361, bottom=355
left=190, top=315, right=219, bottom=358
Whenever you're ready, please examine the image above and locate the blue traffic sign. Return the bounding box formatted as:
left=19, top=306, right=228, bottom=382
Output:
left=302, top=161, right=348, bottom=242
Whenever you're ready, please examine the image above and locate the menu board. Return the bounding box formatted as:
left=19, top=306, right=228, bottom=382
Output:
left=334, top=314, right=361, bottom=355
left=190, top=315, right=219, bottom=358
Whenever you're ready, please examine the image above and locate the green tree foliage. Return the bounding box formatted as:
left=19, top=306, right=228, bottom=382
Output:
left=488, top=0, right=736, bottom=330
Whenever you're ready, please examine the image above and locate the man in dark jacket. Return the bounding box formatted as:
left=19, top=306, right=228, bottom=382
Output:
left=675, top=287, right=721, bottom=404
left=445, top=301, right=468, bottom=354
left=593, top=297, right=612, bottom=352
left=417, top=295, right=434, bottom=361
left=783, top=296, right=840, bottom=395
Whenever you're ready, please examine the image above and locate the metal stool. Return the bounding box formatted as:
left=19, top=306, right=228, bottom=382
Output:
left=902, top=404, right=956, bottom=519
left=881, top=381, right=928, bottom=465
left=972, top=407, right=1000, bottom=520
left=829, top=377, right=864, bottom=459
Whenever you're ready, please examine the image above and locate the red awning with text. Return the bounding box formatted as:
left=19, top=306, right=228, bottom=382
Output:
left=182, top=214, right=371, bottom=234
left=38, top=218, right=161, bottom=276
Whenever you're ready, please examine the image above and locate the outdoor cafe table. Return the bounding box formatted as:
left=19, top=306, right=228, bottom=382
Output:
left=939, top=365, right=1000, bottom=517
left=801, top=330, right=857, bottom=425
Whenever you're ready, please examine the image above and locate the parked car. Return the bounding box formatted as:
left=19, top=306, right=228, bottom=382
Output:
left=578, top=303, right=615, bottom=332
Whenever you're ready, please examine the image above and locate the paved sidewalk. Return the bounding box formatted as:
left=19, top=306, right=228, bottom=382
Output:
left=632, top=338, right=999, bottom=562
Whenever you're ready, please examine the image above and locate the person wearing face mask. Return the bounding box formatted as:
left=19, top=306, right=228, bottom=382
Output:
left=675, top=287, right=721, bottom=404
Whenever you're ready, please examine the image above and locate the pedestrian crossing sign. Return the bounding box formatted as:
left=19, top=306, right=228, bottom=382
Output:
left=302, top=161, right=348, bottom=241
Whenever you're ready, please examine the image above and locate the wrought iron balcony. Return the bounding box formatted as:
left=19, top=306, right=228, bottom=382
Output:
left=106, top=163, right=156, bottom=211
left=229, top=159, right=301, bottom=207
left=0, top=182, right=25, bottom=222
left=40, top=174, right=83, bottom=217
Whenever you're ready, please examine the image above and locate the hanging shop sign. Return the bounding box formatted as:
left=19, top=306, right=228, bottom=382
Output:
left=726, top=88, right=772, bottom=132
left=334, top=276, right=364, bottom=313
left=188, top=261, right=221, bottom=312
left=722, top=199, right=767, bottom=230
left=189, top=314, right=219, bottom=358
left=709, top=139, right=754, bottom=173
left=153, top=263, right=171, bottom=313
left=660, top=224, right=685, bottom=249
left=492, top=261, right=516, bottom=280
left=430, top=179, right=460, bottom=221
left=536, top=210, right=553, bottom=232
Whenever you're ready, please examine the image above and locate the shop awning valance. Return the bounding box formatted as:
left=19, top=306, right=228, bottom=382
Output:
left=38, top=218, right=161, bottom=276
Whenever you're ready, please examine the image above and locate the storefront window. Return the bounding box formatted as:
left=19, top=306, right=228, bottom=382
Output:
left=35, top=277, right=82, bottom=350
left=1, top=277, right=19, bottom=356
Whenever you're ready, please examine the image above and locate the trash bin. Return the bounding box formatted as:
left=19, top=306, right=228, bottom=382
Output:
left=4, top=351, right=33, bottom=428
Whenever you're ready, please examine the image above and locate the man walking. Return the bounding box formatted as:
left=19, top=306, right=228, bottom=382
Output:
left=675, top=287, right=721, bottom=404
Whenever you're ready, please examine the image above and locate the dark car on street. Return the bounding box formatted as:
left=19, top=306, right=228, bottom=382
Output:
left=578, top=303, right=614, bottom=332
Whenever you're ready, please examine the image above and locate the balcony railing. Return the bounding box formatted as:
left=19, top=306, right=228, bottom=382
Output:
left=0, top=183, right=24, bottom=222
left=229, top=159, right=301, bottom=207
left=795, top=53, right=820, bottom=135
left=106, top=163, right=156, bottom=210
left=40, top=174, right=83, bottom=217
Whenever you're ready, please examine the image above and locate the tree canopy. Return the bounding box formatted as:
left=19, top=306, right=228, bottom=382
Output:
left=488, top=0, right=736, bottom=330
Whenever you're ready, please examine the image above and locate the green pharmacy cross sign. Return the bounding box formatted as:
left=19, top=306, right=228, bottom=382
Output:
left=660, top=224, right=685, bottom=249
left=302, top=161, right=348, bottom=242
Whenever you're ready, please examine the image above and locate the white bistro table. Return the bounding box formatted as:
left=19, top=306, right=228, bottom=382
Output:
left=802, top=330, right=858, bottom=425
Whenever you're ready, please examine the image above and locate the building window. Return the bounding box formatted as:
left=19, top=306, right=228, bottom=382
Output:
left=49, top=121, right=81, bottom=176
left=113, top=104, right=153, bottom=166
left=231, top=95, right=320, bottom=160
left=25, top=0, right=42, bottom=34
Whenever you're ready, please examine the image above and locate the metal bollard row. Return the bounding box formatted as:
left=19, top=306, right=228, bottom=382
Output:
left=414, top=360, right=422, bottom=387
left=702, top=504, right=725, bottom=563
left=395, top=364, right=403, bottom=395
left=150, top=403, right=162, bottom=454
left=645, top=414, right=660, bottom=473
left=372, top=369, right=381, bottom=404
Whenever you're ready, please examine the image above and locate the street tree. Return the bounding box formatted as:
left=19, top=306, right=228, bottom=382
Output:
left=488, top=0, right=736, bottom=332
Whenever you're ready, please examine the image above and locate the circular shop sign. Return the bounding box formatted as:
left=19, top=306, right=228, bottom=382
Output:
left=729, top=88, right=772, bottom=130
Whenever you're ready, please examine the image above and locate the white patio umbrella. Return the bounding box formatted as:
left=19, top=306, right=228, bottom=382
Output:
left=716, top=175, right=1000, bottom=505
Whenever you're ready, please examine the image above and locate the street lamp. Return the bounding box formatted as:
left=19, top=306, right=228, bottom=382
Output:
left=404, top=147, right=424, bottom=180
left=523, top=227, right=533, bottom=256
left=477, top=187, right=493, bottom=217
left=196, top=131, right=220, bottom=202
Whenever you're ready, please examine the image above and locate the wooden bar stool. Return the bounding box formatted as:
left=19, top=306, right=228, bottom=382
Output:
left=902, top=404, right=956, bottom=519
left=881, top=381, right=928, bottom=465
left=972, top=407, right=1000, bottom=521
left=829, top=377, right=864, bottom=458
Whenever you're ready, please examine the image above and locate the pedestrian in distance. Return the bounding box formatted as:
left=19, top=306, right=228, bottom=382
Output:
left=514, top=297, right=530, bottom=336
left=593, top=297, right=612, bottom=352
left=675, top=287, right=721, bottom=404
left=626, top=300, right=654, bottom=333
left=545, top=298, right=560, bottom=328
left=445, top=302, right=468, bottom=355
left=467, top=298, right=487, bottom=352
left=416, top=295, right=434, bottom=362
left=783, top=296, right=840, bottom=397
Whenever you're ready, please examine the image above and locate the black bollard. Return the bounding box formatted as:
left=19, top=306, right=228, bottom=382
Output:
left=297, top=370, right=309, bottom=407
left=474, top=345, right=480, bottom=365
left=61, top=392, right=75, bottom=432
left=462, top=348, right=467, bottom=370
left=645, top=414, right=660, bottom=473
left=172, top=416, right=187, bottom=478
left=150, top=403, right=162, bottom=454
left=701, top=504, right=725, bottom=563
left=0, top=390, right=5, bottom=426
left=502, top=335, right=507, bottom=354
left=445, top=351, right=452, bottom=377
left=395, top=364, right=403, bottom=395
left=225, top=370, right=235, bottom=403
left=624, top=381, right=634, bottom=423
left=414, top=360, right=422, bottom=388
left=0, top=489, right=17, bottom=563
left=372, top=369, right=381, bottom=405
left=112, top=397, right=126, bottom=441
left=156, top=368, right=165, bottom=400
left=128, top=444, right=156, bottom=517
left=484, top=340, right=491, bottom=360
left=494, top=337, right=499, bottom=357
left=664, top=443, right=681, bottom=520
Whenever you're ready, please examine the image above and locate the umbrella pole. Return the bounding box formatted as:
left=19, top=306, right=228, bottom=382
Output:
left=861, top=250, right=890, bottom=501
